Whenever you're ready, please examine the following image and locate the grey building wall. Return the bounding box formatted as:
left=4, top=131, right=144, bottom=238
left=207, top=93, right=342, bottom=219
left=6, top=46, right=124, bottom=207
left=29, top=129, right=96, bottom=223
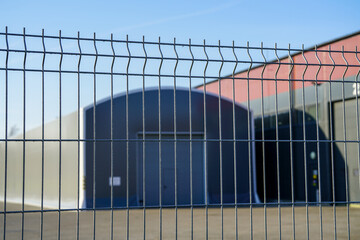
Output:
left=0, top=111, right=86, bottom=210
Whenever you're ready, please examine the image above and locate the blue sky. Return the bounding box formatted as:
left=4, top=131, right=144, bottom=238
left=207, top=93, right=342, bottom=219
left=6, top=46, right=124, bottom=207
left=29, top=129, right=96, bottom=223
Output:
left=1, top=0, right=359, bottom=48
left=1, top=0, right=360, bottom=135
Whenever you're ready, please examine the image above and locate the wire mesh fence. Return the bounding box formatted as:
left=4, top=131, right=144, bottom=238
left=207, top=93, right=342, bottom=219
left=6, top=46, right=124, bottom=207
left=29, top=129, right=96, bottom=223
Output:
left=0, top=27, right=360, bottom=239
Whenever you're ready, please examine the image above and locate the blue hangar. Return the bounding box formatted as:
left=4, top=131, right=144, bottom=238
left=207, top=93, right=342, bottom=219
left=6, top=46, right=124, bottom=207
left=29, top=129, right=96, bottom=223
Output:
left=84, top=88, right=260, bottom=208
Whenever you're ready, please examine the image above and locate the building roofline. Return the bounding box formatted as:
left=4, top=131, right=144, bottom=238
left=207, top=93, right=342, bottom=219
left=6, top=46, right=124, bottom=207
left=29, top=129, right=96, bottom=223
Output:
left=195, top=30, right=360, bottom=88
left=83, top=86, right=251, bottom=112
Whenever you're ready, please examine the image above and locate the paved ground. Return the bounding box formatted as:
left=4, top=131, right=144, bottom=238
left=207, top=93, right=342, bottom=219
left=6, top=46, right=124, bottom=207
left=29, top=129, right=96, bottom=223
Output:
left=1, top=203, right=360, bottom=239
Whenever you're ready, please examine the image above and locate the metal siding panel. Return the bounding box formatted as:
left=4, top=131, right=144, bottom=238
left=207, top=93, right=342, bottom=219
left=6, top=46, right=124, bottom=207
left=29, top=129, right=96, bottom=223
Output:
left=334, top=99, right=360, bottom=202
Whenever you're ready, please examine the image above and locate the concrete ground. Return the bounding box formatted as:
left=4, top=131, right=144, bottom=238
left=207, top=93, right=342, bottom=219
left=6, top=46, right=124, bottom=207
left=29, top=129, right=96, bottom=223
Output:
left=1, top=203, right=360, bottom=239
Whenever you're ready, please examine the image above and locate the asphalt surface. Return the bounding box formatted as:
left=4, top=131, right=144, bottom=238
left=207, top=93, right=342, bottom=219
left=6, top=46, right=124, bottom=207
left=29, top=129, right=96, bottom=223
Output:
left=1, top=203, right=360, bottom=239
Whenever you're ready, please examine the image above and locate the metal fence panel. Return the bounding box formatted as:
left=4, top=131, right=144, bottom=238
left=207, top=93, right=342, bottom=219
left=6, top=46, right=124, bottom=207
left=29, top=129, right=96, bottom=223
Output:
left=0, top=27, right=360, bottom=239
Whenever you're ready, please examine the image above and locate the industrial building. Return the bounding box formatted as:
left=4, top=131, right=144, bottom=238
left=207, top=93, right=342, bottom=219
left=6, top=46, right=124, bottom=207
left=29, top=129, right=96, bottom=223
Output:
left=197, top=31, right=360, bottom=204
left=1, top=88, right=260, bottom=209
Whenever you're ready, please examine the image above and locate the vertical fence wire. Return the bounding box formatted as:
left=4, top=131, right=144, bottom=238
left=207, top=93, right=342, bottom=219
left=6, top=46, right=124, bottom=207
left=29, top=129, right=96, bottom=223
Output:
left=288, top=44, right=295, bottom=240
left=260, top=42, right=268, bottom=240
left=356, top=47, right=360, bottom=217
left=218, top=40, right=224, bottom=240
left=92, top=32, right=98, bottom=240
left=328, top=45, right=337, bottom=240
left=203, top=39, right=209, bottom=240
left=40, top=28, right=46, bottom=240
left=110, top=33, right=115, bottom=240
left=232, top=41, right=238, bottom=240
left=274, top=43, right=281, bottom=240
left=314, top=45, right=323, bottom=240
left=173, top=37, right=178, bottom=240
left=58, top=30, right=63, bottom=240
left=189, top=38, right=194, bottom=240
left=125, top=35, right=130, bottom=240
left=3, top=26, right=9, bottom=240
left=21, top=27, right=27, bottom=240
left=341, top=46, right=350, bottom=240
left=301, top=44, right=310, bottom=240
left=158, top=36, right=163, bottom=240
left=77, top=31, right=82, bottom=240
left=246, top=41, right=253, bottom=240
left=142, top=36, right=147, bottom=240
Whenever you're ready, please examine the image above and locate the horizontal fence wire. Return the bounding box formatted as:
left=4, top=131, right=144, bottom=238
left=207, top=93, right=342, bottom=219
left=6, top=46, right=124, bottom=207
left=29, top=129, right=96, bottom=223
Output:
left=1, top=31, right=359, bottom=54
left=2, top=200, right=360, bottom=214
left=0, top=27, right=360, bottom=240
left=2, top=138, right=360, bottom=143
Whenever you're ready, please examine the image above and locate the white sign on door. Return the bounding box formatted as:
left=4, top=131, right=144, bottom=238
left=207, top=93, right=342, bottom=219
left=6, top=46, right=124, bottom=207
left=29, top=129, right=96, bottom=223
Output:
left=109, top=176, right=121, bottom=186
